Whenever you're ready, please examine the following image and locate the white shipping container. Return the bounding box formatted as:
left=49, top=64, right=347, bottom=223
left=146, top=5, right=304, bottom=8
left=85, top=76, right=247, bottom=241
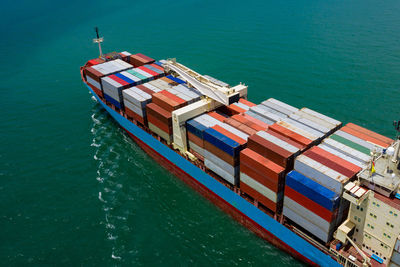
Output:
left=257, top=131, right=299, bottom=154
left=323, top=138, right=370, bottom=163
left=294, top=110, right=336, bottom=131
left=392, top=251, right=400, bottom=265
left=395, top=237, right=400, bottom=252
left=294, top=155, right=349, bottom=194
left=246, top=111, right=274, bottom=125
left=282, top=118, right=324, bottom=138
left=120, top=51, right=131, bottom=56
left=87, top=76, right=101, bottom=89
left=204, top=150, right=239, bottom=176
left=120, top=71, right=141, bottom=83
left=240, top=172, right=280, bottom=203
left=318, top=144, right=366, bottom=168
left=142, top=82, right=161, bottom=93
left=189, top=141, right=204, bottom=156
left=267, top=98, right=299, bottom=113
left=284, top=197, right=333, bottom=233
left=289, top=113, right=330, bottom=134
left=113, top=59, right=133, bottom=69
left=123, top=90, right=147, bottom=109
left=149, top=123, right=172, bottom=143
left=250, top=106, right=282, bottom=122
left=283, top=205, right=331, bottom=243
left=258, top=104, right=288, bottom=119
left=131, top=87, right=151, bottom=101
left=301, top=108, right=341, bottom=127
left=234, top=102, right=250, bottom=111
left=124, top=100, right=145, bottom=117
left=205, top=158, right=237, bottom=185
left=277, top=120, right=318, bottom=141
left=262, top=100, right=294, bottom=116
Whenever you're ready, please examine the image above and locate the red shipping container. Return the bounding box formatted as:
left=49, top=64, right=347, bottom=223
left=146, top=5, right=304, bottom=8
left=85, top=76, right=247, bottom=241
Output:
left=137, top=66, right=159, bottom=77
left=346, top=123, right=393, bottom=146
left=87, top=59, right=101, bottom=66
left=269, top=123, right=313, bottom=148
left=136, top=84, right=155, bottom=95
left=108, top=75, right=130, bottom=87
left=241, top=113, right=270, bottom=130
left=126, top=107, right=146, bottom=125
left=240, top=164, right=280, bottom=192
left=240, top=148, right=285, bottom=185
left=187, top=131, right=203, bottom=148
left=159, top=90, right=186, bottom=105
left=150, top=63, right=164, bottom=72
left=135, top=53, right=155, bottom=63
left=148, top=113, right=172, bottom=134
left=240, top=182, right=278, bottom=212
left=84, top=67, right=104, bottom=83
left=204, top=141, right=238, bottom=166
left=227, top=103, right=246, bottom=115
left=146, top=103, right=172, bottom=125
left=247, top=134, right=293, bottom=168
left=211, top=125, right=247, bottom=145
left=152, top=92, right=180, bottom=113
left=304, top=146, right=361, bottom=177
left=129, top=54, right=153, bottom=67
left=231, top=115, right=265, bottom=132
left=266, top=129, right=304, bottom=150
left=285, top=186, right=336, bottom=223
left=239, top=98, right=257, bottom=107
left=341, top=125, right=389, bottom=148
left=208, top=111, right=227, bottom=122
left=237, top=123, right=258, bottom=136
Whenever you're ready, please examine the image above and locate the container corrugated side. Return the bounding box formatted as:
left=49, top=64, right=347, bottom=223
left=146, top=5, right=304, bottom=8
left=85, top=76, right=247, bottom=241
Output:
left=267, top=98, right=299, bottom=113
left=205, top=158, right=238, bottom=185
left=261, top=100, right=295, bottom=116
left=322, top=138, right=370, bottom=163
left=294, top=155, right=349, bottom=194
left=318, top=144, right=365, bottom=168
left=240, top=172, right=281, bottom=203
left=289, top=113, right=330, bottom=134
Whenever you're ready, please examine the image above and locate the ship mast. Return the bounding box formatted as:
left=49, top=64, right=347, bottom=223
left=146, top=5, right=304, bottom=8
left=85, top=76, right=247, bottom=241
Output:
left=93, top=27, right=104, bottom=58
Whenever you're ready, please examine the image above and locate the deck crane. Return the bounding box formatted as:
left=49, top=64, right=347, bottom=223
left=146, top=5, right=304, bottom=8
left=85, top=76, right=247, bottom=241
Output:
left=162, top=59, right=248, bottom=156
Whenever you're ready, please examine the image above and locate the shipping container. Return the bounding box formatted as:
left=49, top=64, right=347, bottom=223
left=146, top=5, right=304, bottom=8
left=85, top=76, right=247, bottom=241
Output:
left=289, top=113, right=330, bottom=134
left=261, top=100, right=295, bottom=117
left=240, top=177, right=280, bottom=212
left=204, top=150, right=239, bottom=176
left=322, top=138, right=371, bottom=164
left=266, top=98, right=299, bottom=113
left=294, top=155, right=349, bottom=194
left=286, top=171, right=340, bottom=211
left=300, top=108, right=341, bottom=128
left=281, top=118, right=324, bottom=139
left=205, top=158, right=238, bottom=185
left=245, top=110, right=274, bottom=125
left=341, top=125, right=390, bottom=148
left=240, top=172, right=282, bottom=203
left=293, top=110, right=336, bottom=132
left=203, top=128, right=242, bottom=158
left=284, top=197, right=334, bottom=233
left=318, top=144, right=366, bottom=168
left=204, top=140, right=238, bottom=166
left=268, top=123, right=313, bottom=148
left=241, top=113, right=270, bottom=129
left=329, top=134, right=370, bottom=155
left=149, top=122, right=172, bottom=143
left=266, top=129, right=305, bottom=150
left=276, top=121, right=318, bottom=141
left=304, top=146, right=361, bottom=178
left=189, top=140, right=205, bottom=156
left=258, top=104, right=288, bottom=119
left=284, top=186, right=336, bottom=222
left=283, top=206, right=332, bottom=243
left=334, top=130, right=378, bottom=152
left=239, top=98, right=256, bottom=107
left=346, top=123, right=393, bottom=146
left=250, top=106, right=282, bottom=123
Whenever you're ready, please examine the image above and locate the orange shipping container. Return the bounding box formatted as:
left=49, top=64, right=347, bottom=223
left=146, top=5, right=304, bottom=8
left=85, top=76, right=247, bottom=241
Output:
left=346, top=123, right=393, bottom=146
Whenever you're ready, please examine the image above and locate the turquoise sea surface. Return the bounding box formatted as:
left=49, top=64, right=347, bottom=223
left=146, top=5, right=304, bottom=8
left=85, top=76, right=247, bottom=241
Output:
left=1, top=0, right=399, bottom=265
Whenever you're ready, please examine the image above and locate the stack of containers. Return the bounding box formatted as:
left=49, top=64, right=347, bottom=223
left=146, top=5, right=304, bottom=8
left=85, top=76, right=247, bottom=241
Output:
left=284, top=170, right=340, bottom=243
left=203, top=118, right=248, bottom=185
left=84, top=59, right=133, bottom=97
left=119, top=51, right=132, bottom=62
left=87, top=58, right=105, bottom=67
left=149, top=79, right=174, bottom=90
left=223, top=98, right=256, bottom=116
left=246, top=98, right=298, bottom=126
left=129, top=53, right=155, bottom=67
left=165, top=75, right=186, bottom=85
left=339, top=123, right=393, bottom=149
left=146, top=103, right=173, bottom=143
left=146, top=91, right=188, bottom=144
left=240, top=148, right=285, bottom=212
left=101, top=71, right=141, bottom=110
left=122, top=87, right=152, bottom=125
left=136, top=65, right=164, bottom=80
left=131, top=67, right=154, bottom=83
left=286, top=150, right=351, bottom=243
left=169, top=85, right=202, bottom=104
left=290, top=108, right=342, bottom=136
left=241, top=129, right=303, bottom=212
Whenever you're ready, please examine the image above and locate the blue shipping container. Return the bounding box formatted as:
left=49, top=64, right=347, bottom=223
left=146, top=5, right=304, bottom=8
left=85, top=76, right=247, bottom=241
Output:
left=203, top=128, right=241, bottom=157
left=114, top=73, right=136, bottom=85
left=166, top=75, right=185, bottom=84
left=186, top=119, right=209, bottom=139
left=104, top=93, right=123, bottom=110
left=286, top=170, right=340, bottom=211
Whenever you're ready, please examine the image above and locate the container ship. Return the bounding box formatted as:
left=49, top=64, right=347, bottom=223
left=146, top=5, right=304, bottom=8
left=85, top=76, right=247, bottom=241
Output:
left=80, top=31, right=400, bottom=267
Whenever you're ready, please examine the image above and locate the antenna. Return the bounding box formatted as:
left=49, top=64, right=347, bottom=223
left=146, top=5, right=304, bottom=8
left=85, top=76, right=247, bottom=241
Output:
left=93, top=27, right=104, bottom=58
